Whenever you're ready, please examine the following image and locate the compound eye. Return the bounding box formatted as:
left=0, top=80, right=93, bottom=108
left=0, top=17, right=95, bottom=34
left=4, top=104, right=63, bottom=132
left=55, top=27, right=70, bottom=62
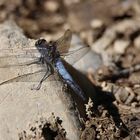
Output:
left=35, top=39, right=47, bottom=46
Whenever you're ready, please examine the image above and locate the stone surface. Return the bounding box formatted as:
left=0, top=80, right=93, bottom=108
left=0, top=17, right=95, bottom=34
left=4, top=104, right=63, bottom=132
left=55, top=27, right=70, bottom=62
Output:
left=0, top=21, right=82, bottom=140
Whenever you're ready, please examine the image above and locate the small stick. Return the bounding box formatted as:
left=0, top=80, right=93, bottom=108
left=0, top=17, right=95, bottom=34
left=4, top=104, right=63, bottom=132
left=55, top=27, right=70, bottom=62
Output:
left=99, top=63, right=140, bottom=81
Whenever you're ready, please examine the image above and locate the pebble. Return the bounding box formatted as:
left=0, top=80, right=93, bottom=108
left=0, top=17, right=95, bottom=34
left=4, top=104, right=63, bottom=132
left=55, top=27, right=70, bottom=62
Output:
left=113, top=39, right=130, bottom=54
left=44, top=1, right=59, bottom=13
left=134, top=35, right=140, bottom=50
left=137, top=95, right=140, bottom=101
left=92, top=29, right=116, bottom=53
left=115, top=87, right=129, bottom=103
left=90, top=19, right=104, bottom=29
left=113, top=19, right=140, bottom=34
left=131, top=102, right=137, bottom=107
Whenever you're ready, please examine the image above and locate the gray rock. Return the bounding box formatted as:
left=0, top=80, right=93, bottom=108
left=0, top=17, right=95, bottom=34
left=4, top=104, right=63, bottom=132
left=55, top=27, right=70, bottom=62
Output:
left=113, top=39, right=130, bottom=54
left=0, top=21, right=83, bottom=140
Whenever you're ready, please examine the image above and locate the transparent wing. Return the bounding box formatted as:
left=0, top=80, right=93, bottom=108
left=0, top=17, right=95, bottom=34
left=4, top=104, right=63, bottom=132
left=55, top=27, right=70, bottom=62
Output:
left=64, top=46, right=90, bottom=65
left=56, top=29, right=90, bottom=64
left=0, top=47, right=41, bottom=68
left=0, top=65, right=59, bottom=85
left=61, top=33, right=90, bottom=65
left=0, top=69, right=45, bottom=84
left=0, top=45, right=47, bottom=84
left=0, top=46, right=90, bottom=68
left=0, top=29, right=90, bottom=69
left=55, top=29, right=72, bottom=54
left=0, top=29, right=72, bottom=67
left=0, top=46, right=59, bottom=85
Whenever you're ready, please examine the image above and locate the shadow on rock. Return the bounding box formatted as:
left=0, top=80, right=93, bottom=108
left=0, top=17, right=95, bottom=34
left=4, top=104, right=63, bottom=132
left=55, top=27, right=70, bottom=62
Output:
left=63, top=60, right=129, bottom=137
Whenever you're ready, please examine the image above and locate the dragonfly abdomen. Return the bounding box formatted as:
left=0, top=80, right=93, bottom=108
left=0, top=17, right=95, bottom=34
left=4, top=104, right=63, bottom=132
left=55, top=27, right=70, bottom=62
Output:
left=65, top=79, right=86, bottom=101
left=55, top=58, right=86, bottom=101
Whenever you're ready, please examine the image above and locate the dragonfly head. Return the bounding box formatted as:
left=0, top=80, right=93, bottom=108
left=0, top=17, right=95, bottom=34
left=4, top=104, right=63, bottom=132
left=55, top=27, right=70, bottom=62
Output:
left=35, top=39, right=60, bottom=63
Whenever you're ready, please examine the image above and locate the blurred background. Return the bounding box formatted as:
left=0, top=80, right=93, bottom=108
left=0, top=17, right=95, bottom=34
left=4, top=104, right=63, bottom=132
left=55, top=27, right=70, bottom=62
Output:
left=0, top=0, right=139, bottom=39
left=1, top=0, right=140, bottom=139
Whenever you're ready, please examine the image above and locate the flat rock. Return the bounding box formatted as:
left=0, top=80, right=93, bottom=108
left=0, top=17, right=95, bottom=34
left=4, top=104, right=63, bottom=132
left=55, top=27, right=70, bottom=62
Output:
left=0, top=21, right=83, bottom=140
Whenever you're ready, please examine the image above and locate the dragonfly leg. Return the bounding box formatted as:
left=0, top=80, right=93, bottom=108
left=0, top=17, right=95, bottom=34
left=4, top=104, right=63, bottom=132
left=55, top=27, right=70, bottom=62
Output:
left=38, top=56, right=45, bottom=64
left=32, top=72, right=52, bottom=90
left=33, top=56, right=44, bottom=65
left=32, top=63, right=53, bottom=90
left=25, top=56, right=45, bottom=66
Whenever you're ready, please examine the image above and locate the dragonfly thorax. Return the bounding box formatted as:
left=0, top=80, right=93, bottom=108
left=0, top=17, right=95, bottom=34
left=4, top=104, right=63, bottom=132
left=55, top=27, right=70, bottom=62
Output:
left=35, top=39, right=60, bottom=64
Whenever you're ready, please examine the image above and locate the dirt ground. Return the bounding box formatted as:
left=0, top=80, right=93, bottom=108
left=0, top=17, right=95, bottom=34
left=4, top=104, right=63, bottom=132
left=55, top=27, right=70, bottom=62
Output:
left=0, top=0, right=140, bottom=139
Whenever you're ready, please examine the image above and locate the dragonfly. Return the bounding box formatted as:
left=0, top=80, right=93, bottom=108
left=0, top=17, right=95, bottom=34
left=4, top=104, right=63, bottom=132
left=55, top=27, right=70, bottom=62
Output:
left=0, top=30, right=88, bottom=101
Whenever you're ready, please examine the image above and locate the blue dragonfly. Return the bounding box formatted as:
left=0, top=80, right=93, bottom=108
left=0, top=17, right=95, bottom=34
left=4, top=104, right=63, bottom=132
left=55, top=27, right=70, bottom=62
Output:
left=0, top=30, right=88, bottom=101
